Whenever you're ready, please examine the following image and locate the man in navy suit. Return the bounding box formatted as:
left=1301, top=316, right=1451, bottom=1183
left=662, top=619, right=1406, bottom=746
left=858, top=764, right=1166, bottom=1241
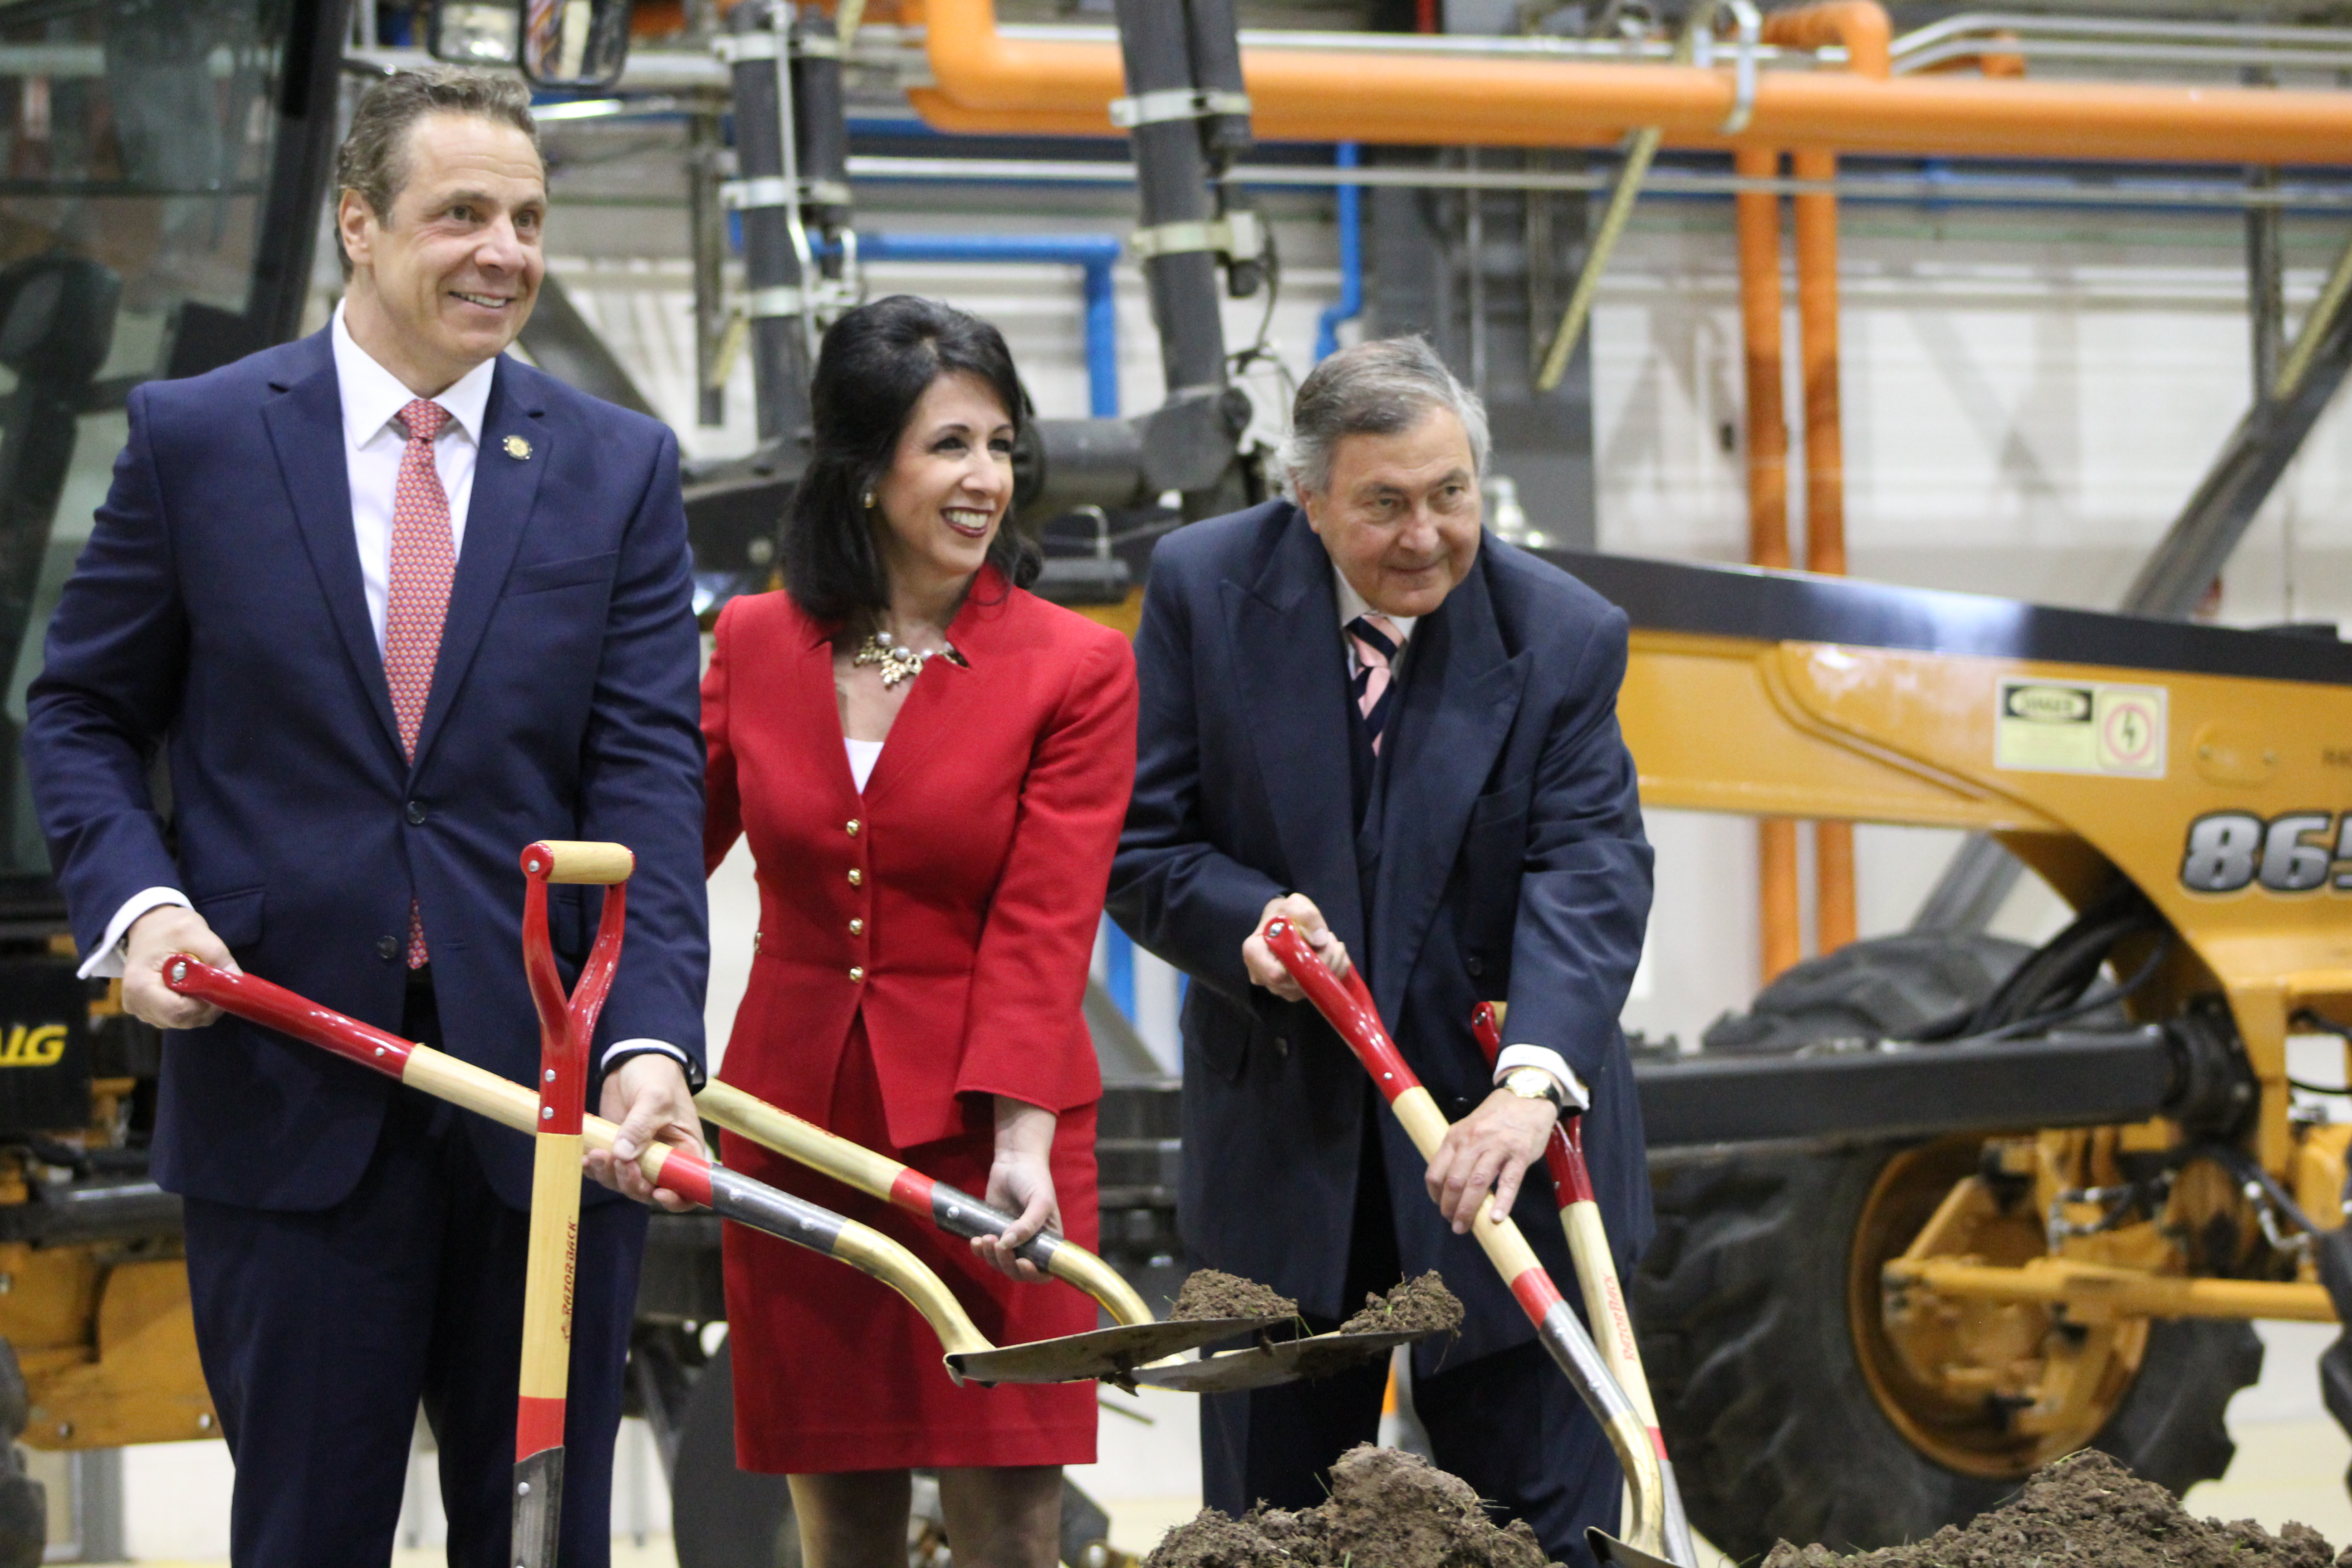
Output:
left=24, top=70, right=706, bottom=1567
left=1108, top=337, right=1653, bottom=1568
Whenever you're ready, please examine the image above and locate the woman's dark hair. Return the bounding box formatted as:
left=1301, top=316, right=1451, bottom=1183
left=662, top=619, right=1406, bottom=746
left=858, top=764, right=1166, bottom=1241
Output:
left=782, top=295, right=1039, bottom=622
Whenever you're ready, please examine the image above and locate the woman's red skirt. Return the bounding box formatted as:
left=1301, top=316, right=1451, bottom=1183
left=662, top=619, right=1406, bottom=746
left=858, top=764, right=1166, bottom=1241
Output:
left=718, top=1014, right=1101, bottom=1473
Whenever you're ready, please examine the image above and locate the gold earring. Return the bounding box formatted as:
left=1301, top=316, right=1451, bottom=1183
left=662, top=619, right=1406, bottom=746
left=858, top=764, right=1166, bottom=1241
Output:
left=861, top=491, right=875, bottom=510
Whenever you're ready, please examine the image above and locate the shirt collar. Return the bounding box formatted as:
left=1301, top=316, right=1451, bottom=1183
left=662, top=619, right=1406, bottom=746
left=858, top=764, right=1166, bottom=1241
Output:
left=1333, top=564, right=1418, bottom=650
left=331, top=299, right=498, bottom=450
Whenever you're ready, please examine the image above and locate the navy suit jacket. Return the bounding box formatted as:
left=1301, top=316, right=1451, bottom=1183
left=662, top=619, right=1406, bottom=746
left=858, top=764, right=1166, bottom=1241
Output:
left=1108, top=500, right=1654, bottom=1372
left=24, top=327, right=708, bottom=1213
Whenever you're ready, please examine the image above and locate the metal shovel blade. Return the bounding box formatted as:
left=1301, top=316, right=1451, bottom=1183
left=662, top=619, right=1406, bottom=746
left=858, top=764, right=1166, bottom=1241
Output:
left=948, top=1316, right=1289, bottom=1385
left=512, top=1447, right=564, bottom=1568
left=1130, top=1327, right=1432, bottom=1394
left=1588, top=1528, right=1683, bottom=1568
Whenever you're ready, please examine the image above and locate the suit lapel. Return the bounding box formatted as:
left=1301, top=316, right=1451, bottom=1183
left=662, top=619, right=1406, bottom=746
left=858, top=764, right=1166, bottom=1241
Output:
left=411, top=358, right=549, bottom=774
left=260, top=336, right=402, bottom=758
left=1371, top=557, right=1527, bottom=1028
left=1223, top=506, right=1365, bottom=960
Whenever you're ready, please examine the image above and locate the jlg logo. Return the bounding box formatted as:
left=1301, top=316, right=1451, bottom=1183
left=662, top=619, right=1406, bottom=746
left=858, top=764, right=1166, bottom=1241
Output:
left=2182, top=811, right=2352, bottom=893
left=0, top=1024, right=69, bottom=1066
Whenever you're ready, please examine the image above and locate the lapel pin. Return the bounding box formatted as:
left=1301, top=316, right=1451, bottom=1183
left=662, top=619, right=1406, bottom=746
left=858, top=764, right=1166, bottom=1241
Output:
left=503, top=434, right=532, bottom=460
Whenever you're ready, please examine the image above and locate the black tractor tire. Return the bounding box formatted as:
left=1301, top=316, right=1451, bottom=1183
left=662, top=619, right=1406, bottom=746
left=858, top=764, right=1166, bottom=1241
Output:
left=0, top=1446, right=40, bottom=1568
left=1643, top=931, right=2259, bottom=1559
left=0, top=1341, right=27, bottom=1443
left=0, top=1343, right=38, bottom=1568
left=1700, top=931, right=2033, bottom=1052
left=1637, top=1143, right=2260, bottom=1560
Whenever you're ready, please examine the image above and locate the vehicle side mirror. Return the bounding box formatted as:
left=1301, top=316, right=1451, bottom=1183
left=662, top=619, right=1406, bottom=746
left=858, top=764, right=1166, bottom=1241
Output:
left=427, top=0, right=633, bottom=89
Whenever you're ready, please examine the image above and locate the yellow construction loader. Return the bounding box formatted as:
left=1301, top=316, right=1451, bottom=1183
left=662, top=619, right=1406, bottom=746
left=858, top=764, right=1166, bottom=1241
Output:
left=1543, top=548, right=2352, bottom=1560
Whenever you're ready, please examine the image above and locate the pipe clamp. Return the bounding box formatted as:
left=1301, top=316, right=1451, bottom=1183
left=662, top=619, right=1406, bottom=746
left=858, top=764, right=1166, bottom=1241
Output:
left=1131, top=210, right=1265, bottom=263
left=714, top=33, right=780, bottom=63
left=724, top=176, right=853, bottom=211
left=1714, top=0, right=1762, bottom=135
left=745, top=286, right=805, bottom=320
left=1110, top=88, right=1252, bottom=129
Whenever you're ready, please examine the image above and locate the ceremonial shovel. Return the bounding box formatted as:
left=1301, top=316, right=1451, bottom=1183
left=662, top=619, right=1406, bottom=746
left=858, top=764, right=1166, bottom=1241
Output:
left=1470, top=1002, right=1696, bottom=1568
left=696, top=1082, right=1448, bottom=1390
left=160, top=921, right=1284, bottom=1386
left=1261, top=920, right=1695, bottom=1568
left=511, top=839, right=633, bottom=1567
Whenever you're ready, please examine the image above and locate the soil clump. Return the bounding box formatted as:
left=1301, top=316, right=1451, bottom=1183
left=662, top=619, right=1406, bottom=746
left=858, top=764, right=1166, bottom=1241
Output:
left=1167, top=1269, right=1296, bottom=1322
left=1148, top=1445, right=1552, bottom=1568
left=1762, top=1450, right=2341, bottom=1568
left=1339, top=1271, right=1465, bottom=1336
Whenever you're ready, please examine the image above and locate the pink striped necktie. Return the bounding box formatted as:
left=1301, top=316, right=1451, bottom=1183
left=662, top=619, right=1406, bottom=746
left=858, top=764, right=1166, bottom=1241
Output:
left=1347, top=612, right=1401, bottom=755
left=384, top=398, right=454, bottom=968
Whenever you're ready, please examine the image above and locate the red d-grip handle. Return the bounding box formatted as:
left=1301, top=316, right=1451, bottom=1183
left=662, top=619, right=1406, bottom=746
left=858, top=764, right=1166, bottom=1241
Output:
left=1262, top=918, right=1417, bottom=1103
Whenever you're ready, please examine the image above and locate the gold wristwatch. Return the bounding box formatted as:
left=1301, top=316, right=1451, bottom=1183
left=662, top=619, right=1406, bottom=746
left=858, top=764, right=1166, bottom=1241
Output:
left=1501, top=1065, right=1566, bottom=1112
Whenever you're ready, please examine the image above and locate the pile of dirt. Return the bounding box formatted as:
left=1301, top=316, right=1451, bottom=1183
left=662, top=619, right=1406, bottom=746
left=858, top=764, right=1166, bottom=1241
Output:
left=1339, top=1271, right=1465, bottom=1336
left=1763, top=1450, right=2339, bottom=1568
left=1148, top=1445, right=1552, bottom=1568
left=1167, top=1269, right=1297, bottom=1323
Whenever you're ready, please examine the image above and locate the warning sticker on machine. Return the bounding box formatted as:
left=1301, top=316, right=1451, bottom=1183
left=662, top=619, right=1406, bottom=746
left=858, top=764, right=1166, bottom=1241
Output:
left=1994, top=679, right=2167, bottom=778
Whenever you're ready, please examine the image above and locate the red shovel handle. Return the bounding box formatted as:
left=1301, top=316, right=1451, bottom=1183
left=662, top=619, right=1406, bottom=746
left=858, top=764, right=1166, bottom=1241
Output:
left=512, top=841, right=632, bottom=1511
left=519, top=841, right=630, bottom=1129
left=1261, top=921, right=1671, bottom=1558
left=1262, top=919, right=1417, bottom=1102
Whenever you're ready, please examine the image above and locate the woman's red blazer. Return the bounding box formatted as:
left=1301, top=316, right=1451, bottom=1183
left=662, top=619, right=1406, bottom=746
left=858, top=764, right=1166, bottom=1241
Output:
left=702, top=569, right=1140, bottom=1148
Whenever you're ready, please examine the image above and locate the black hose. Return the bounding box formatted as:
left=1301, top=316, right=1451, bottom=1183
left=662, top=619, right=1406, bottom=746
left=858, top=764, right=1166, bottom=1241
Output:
left=1912, top=880, right=2162, bottom=1041
left=1978, top=931, right=2175, bottom=1042
left=2200, top=1143, right=2324, bottom=1244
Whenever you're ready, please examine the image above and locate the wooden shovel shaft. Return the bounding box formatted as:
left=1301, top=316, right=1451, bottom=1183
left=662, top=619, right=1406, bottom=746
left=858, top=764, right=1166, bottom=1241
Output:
left=514, top=849, right=623, bottom=1478
left=1468, top=1004, right=1657, bottom=1428
left=696, top=1081, right=1155, bottom=1327
left=160, top=959, right=998, bottom=1372
left=1264, top=924, right=1668, bottom=1558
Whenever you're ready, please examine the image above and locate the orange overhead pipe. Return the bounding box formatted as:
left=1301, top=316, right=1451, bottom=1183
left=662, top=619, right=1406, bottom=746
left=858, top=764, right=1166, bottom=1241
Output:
left=1791, top=144, right=1858, bottom=955
left=910, top=0, right=2352, bottom=164
left=1793, top=150, right=1847, bottom=583
left=1758, top=7, right=1874, bottom=967
left=1758, top=2, right=1891, bottom=80
left=1736, top=150, right=1792, bottom=576
left=1738, top=146, right=1803, bottom=982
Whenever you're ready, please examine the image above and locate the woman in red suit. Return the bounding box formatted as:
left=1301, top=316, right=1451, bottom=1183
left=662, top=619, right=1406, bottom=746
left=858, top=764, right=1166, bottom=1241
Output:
left=702, top=294, right=1138, bottom=1568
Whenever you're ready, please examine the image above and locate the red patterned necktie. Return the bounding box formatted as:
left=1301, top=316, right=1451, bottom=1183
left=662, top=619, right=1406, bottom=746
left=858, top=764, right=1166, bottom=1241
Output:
left=1348, top=613, right=1401, bottom=755
left=384, top=398, right=453, bottom=967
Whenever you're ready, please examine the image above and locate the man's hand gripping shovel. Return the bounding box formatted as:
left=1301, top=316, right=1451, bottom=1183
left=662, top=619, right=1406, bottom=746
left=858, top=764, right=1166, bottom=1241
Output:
left=1261, top=918, right=1696, bottom=1568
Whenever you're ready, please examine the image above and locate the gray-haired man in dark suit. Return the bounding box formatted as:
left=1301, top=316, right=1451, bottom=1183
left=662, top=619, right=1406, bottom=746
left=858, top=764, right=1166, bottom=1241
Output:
left=1110, top=337, right=1653, bottom=1568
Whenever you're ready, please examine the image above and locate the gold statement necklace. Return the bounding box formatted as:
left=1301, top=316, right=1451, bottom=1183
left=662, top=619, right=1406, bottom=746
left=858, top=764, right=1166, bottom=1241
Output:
left=853, top=627, right=964, bottom=688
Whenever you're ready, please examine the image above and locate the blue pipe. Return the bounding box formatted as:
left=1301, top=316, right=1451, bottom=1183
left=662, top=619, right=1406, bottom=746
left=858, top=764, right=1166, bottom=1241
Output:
left=1100, top=917, right=1137, bottom=1023
left=1314, top=143, right=1363, bottom=364
left=853, top=232, right=1125, bottom=418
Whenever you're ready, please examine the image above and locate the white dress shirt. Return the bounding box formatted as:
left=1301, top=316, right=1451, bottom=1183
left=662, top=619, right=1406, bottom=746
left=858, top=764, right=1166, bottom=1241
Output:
left=83, top=309, right=683, bottom=1073
left=1332, top=567, right=1589, bottom=1112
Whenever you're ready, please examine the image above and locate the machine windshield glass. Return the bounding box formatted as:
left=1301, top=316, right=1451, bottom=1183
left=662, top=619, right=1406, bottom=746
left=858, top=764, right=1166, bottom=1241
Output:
left=0, top=0, right=298, bottom=911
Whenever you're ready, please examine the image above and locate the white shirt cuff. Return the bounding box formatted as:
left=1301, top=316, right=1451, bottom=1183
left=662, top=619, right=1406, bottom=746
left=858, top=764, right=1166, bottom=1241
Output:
left=79, top=888, right=194, bottom=980
left=602, top=1038, right=689, bottom=1072
left=1494, top=1044, right=1591, bottom=1112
